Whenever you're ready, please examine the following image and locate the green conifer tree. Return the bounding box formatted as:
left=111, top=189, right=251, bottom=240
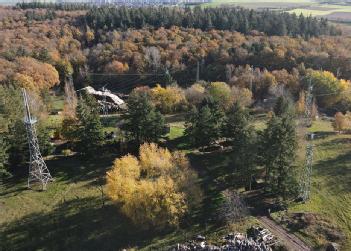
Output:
left=224, top=102, right=256, bottom=189
left=76, top=93, right=104, bottom=156
left=121, top=91, right=165, bottom=144
left=185, top=98, right=224, bottom=147
left=261, top=97, right=298, bottom=200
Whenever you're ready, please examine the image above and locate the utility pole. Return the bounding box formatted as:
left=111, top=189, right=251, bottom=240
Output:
left=101, top=85, right=109, bottom=116
left=249, top=66, right=253, bottom=92
left=22, top=89, right=53, bottom=190
left=300, top=81, right=314, bottom=202
left=196, top=60, right=200, bottom=82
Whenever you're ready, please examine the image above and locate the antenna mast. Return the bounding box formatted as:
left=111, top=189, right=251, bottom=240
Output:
left=22, top=89, right=53, bottom=190
left=300, top=81, right=314, bottom=202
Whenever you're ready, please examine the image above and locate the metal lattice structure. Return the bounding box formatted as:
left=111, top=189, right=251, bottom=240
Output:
left=22, top=89, right=53, bottom=190
left=300, top=82, right=314, bottom=202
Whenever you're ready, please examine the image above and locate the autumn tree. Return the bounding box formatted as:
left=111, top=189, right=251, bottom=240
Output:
left=307, top=70, right=349, bottom=108
left=106, top=143, right=202, bottom=229
left=185, top=83, right=206, bottom=105
left=333, top=112, right=350, bottom=133
left=62, top=78, right=78, bottom=119
left=150, top=84, right=186, bottom=114
left=296, top=91, right=305, bottom=115
left=121, top=89, right=165, bottom=144
left=13, top=57, right=59, bottom=92
left=231, top=86, right=253, bottom=107
left=55, top=58, right=74, bottom=83
left=207, top=82, right=233, bottom=110
left=104, top=60, right=129, bottom=73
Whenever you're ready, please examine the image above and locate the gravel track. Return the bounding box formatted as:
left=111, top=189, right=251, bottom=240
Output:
left=258, top=216, right=311, bottom=251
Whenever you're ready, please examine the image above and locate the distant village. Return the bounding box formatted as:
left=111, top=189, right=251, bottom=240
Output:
left=19, top=0, right=211, bottom=6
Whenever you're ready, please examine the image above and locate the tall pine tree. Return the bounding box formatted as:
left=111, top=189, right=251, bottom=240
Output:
left=76, top=93, right=104, bottom=156
left=224, top=102, right=256, bottom=189
left=121, top=90, right=165, bottom=144
left=261, top=97, right=298, bottom=200
left=185, top=98, right=224, bottom=147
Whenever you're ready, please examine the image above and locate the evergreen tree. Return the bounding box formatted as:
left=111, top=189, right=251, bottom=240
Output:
left=185, top=98, right=224, bottom=147
left=261, top=97, right=298, bottom=200
left=274, top=96, right=292, bottom=117
left=0, top=135, right=9, bottom=177
left=121, top=90, right=165, bottom=144
left=224, top=102, right=256, bottom=189
left=83, top=6, right=338, bottom=37
left=76, top=93, right=104, bottom=156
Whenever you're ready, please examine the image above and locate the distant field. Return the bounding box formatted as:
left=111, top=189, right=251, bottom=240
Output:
left=204, top=0, right=314, bottom=9
left=289, top=4, right=351, bottom=21
left=204, top=0, right=351, bottom=22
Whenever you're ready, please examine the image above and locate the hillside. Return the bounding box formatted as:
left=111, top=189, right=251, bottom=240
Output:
left=1, top=115, right=350, bottom=250
left=1, top=4, right=351, bottom=251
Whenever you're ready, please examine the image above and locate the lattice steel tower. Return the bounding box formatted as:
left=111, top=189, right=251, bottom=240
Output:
left=22, top=89, right=53, bottom=190
left=300, top=81, right=314, bottom=202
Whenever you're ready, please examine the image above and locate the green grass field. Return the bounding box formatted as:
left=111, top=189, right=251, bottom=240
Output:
left=1, top=112, right=350, bottom=250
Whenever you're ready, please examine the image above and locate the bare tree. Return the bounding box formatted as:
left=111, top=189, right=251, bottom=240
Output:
left=63, top=78, right=78, bottom=119
left=144, top=46, right=161, bottom=71
left=218, top=189, right=248, bottom=225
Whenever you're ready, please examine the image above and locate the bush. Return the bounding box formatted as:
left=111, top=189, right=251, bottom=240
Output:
left=61, top=149, right=73, bottom=156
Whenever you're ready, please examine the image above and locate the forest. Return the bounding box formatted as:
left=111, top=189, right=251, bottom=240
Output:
left=1, top=4, right=351, bottom=251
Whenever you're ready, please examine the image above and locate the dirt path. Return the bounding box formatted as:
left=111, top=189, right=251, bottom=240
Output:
left=258, top=216, right=311, bottom=251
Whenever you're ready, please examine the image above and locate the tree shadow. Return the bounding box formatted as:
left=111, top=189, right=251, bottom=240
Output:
left=314, top=150, right=351, bottom=195
left=46, top=149, right=122, bottom=186
left=312, top=131, right=337, bottom=140
left=187, top=150, right=236, bottom=223
left=0, top=197, right=171, bottom=251
left=164, top=135, right=190, bottom=151
left=319, top=137, right=351, bottom=148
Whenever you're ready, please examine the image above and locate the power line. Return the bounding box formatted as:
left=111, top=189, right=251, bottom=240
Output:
left=86, top=72, right=166, bottom=76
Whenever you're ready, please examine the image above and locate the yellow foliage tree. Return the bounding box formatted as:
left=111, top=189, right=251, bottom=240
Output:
left=296, top=91, right=305, bottom=115
left=13, top=73, right=35, bottom=90
left=333, top=112, right=350, bottom=133
left=231, top=86, right=253, bottom=107
left=207, top=82, right=233, bottom=110
left=106, top=143, right=202, bottom=229
left=307, top=70, right=349, bottom=108
left=150, top=84, right=186, bottom=113
left=85, top=29, right=95, bottom=44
